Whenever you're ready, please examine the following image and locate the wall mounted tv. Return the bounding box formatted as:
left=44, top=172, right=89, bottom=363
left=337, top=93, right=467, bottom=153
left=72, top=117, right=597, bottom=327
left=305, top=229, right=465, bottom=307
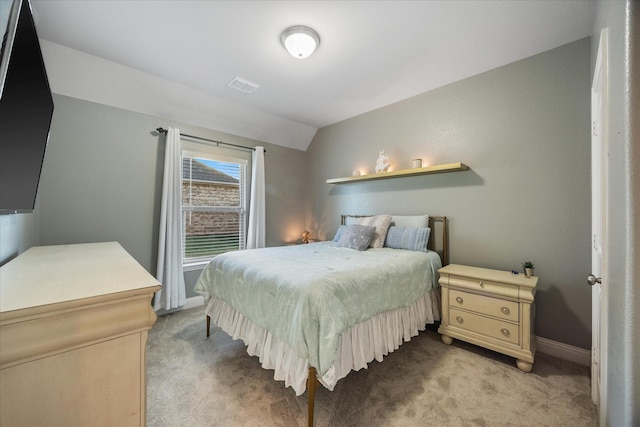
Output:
left=0, top=0, right=54, bottom=214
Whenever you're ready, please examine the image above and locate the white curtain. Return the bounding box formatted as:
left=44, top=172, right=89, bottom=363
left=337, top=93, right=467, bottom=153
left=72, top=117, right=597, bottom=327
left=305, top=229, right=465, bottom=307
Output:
left=247, top=146, right=265, bottom=249
left=154, top=127, right=186, bottom=311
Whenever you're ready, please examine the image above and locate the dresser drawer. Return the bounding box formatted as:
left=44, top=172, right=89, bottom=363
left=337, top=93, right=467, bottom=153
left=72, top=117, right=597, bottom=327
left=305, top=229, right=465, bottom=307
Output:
left=449, top=308, right=519, bottom=345
left=449, top=289, right=519, bottom=322
left=447, top=276, right=519, bottom=299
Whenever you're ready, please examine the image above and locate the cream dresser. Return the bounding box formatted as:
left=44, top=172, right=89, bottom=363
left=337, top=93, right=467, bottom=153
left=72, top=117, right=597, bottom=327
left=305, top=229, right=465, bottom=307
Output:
left=0, top=242, right=161, bottom=426
left=437, top=264, right=537, bottom=372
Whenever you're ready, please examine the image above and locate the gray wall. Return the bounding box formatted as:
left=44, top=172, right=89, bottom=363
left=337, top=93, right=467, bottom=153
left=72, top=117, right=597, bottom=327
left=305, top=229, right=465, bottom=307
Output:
left=306, top=38, right=592, bottom=349
left=593, top=1, right=640, bottom=425
left=37, top=94, right=307, bottom=298
left=0, top=211, right=39, bottom=266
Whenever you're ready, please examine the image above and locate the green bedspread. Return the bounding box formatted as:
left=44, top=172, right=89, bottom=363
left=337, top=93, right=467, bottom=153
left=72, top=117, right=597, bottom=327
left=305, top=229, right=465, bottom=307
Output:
left=194, top=242, right=441, bottom=378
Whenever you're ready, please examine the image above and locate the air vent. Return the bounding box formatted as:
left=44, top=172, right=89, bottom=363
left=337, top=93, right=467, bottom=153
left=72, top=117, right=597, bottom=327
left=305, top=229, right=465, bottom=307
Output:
left=228, top=76, right=260, bottom=94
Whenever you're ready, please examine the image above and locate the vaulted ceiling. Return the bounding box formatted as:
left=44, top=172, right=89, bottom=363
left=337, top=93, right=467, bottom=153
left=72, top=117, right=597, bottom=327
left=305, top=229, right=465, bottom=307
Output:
left=30, top=1, right=595, bottom=150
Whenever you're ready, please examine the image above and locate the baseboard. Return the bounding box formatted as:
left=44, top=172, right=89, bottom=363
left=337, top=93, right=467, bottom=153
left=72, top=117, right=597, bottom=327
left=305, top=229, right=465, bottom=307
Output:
left=154, top=296, right=204, bottom=316
left=182, top=295, right=205, bottom=310
left=536, top=336, right=591, bottom=367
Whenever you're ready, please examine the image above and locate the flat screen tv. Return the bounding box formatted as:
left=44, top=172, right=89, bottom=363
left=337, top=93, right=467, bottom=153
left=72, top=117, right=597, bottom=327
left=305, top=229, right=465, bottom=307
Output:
left=0, top=0, right=54, bottom=214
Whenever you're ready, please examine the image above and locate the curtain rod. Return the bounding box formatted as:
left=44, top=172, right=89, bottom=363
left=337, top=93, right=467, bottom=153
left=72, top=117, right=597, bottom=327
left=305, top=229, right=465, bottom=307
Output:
left=155, top=127, right=265, bottom=153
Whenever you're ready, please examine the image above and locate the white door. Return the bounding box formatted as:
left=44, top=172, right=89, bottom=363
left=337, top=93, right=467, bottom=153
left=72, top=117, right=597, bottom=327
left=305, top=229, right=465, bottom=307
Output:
left=590, top=28, right=608, bottom=424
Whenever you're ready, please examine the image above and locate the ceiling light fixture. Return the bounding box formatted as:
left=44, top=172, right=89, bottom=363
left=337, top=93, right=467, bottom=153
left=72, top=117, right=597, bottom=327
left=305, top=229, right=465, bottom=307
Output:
left=281, top=26, right=320, bottom=59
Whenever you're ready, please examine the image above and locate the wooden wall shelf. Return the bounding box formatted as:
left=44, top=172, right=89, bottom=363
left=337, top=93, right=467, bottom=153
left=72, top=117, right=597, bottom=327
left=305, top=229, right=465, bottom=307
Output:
left=326, top=162, right=469, bottom=184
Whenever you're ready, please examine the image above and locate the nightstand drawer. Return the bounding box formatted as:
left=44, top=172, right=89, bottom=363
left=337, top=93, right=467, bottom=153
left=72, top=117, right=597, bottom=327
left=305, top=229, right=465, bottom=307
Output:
left=449, top=308, right=519, bottom=345
left=447, top=276, right=519, bottom=299
left=449, top=289, right=519, bottom=322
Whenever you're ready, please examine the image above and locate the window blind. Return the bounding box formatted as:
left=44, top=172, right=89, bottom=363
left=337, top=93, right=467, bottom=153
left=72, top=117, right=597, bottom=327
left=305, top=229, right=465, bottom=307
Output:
left=181, top=154, right=247, bottom=269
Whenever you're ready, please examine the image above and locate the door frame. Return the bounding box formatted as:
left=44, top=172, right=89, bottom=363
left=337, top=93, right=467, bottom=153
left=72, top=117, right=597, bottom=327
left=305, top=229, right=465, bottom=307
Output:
left=591, top=27, right=609, bottom=424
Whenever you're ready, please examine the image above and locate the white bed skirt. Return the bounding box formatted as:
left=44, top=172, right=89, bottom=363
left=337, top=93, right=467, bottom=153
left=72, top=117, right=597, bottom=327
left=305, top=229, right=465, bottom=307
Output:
left=204, top=289, right=441, bottom=396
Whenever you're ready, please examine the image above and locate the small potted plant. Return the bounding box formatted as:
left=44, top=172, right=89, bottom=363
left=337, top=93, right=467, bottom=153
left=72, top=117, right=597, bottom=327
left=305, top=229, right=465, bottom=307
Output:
left=522, top=261, right=535, bottom=277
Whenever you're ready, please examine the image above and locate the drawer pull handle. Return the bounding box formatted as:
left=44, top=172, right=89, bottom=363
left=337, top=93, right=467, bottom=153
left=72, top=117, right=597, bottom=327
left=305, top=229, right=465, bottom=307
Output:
left=456, top=316, right=464, bottom=324
left=479, top=281, right=485, bottom=288
left=501, top=328, right=510, bottom=337
left=456, top=296, right=464, bottom=304
left=501, top=307, right=510, bottom=315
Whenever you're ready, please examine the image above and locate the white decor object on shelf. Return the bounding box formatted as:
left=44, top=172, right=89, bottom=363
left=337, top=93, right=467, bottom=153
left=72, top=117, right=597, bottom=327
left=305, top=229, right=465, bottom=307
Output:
left=375, top=150, right=390, bottom=173
left=412, top=158, right=423, bottom=168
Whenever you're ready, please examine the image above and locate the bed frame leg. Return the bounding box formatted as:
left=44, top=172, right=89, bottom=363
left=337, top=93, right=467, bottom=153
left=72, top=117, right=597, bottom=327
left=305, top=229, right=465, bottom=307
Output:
left=206, top=315, right=211, bottom=338
left=307, top=367, right=317, bottom=427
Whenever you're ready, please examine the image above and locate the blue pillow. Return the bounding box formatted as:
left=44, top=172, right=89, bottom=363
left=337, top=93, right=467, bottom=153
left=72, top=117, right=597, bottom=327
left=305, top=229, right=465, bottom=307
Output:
left=384, top=226, right=430, bottom=252
left=335, top=225, right=376, bottom=251
left=332, top=225, right=347, bottom=242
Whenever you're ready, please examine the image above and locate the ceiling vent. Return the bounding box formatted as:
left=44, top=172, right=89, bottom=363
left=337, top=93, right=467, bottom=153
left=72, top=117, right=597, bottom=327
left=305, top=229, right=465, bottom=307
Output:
left=228, top=76, right=260, bottom=94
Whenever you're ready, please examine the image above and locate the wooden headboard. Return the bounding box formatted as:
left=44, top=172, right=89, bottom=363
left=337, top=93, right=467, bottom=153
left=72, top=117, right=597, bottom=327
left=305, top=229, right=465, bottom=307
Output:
left=340, top=215, right=449, bottom=266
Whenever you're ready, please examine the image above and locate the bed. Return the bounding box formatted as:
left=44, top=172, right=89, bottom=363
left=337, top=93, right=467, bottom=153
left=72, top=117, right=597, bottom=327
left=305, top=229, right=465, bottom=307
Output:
left=194, top=214, right=448, bottom=426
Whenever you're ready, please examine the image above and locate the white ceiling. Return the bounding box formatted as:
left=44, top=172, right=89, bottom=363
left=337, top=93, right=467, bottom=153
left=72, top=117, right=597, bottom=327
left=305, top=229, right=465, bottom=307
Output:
left=30, top=0, right=595, bottom=150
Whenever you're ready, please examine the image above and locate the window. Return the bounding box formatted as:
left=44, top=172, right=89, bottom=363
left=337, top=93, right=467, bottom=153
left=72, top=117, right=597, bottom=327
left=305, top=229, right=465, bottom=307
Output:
left=182, top=150, right=248, bottom=269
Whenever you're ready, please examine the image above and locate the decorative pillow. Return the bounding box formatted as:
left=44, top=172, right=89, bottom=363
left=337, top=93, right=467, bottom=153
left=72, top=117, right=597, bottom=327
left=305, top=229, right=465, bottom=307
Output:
left=332, top=225, right=347, bottom=242
left=356, top=215, right=392, bottom=248
left=335, top=225, right=377, bottom=251
left=384, top=226, right=431, bottom=252
left=391, top=215, right=429, bottom=228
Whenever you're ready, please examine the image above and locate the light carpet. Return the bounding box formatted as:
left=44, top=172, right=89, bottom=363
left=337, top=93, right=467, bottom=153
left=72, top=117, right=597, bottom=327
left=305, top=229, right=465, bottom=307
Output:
left=146, top=306, right=597, bottom=426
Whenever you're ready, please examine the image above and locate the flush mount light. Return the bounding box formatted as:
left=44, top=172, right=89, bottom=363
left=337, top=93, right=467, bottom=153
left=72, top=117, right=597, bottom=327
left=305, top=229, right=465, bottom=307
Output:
left=281, top=26, right=320, bottom=59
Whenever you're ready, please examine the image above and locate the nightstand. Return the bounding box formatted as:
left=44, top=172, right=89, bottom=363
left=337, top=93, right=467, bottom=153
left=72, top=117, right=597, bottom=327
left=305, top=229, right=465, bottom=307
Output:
left=437, top=264, right=537, bottom=372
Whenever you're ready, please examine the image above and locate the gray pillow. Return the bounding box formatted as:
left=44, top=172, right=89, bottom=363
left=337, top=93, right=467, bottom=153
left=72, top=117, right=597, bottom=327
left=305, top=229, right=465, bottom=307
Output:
left=384, top=226, right=431, bottom=252
left=335, top=225, right=377, bottom=251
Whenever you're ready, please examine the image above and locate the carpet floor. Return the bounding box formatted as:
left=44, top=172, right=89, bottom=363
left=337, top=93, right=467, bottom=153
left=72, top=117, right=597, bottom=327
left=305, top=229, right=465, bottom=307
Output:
left=147, top=305, right=597, bottom=427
